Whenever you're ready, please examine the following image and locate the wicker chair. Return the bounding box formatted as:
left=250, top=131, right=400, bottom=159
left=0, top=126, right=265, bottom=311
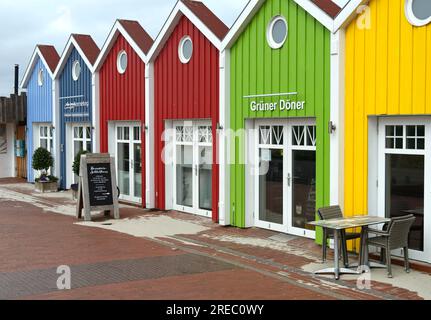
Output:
left=318, top=206, right=361, bottom=267
left=367, top=214, right=416, bottom=278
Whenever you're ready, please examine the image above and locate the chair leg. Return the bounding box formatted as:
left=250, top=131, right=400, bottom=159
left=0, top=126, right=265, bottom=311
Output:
left=322, top=229, right=327, bottom=263
left=386, top=247, right=393, bottom=278
left=341, top=231, right=349, bottom=267
left=404, top=247, right=410, bottom=273
left=380, top=248, right=386, bottom=264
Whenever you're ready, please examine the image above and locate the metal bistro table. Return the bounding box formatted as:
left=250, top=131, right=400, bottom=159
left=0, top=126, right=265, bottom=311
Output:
left=308, top=216, right=391, bottom=280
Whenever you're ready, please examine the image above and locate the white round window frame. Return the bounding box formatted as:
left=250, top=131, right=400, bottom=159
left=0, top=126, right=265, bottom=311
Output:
left=178, top=36, right=193, bottom=64
left=405, top=0, right=431, bottom=27
left=117, top=50, right=128, bottom=74
left=72, top=60, right=81, bottom=81
left=37, top=69, right=44, bottom=87
left=266, top=15, right=288, bottom=49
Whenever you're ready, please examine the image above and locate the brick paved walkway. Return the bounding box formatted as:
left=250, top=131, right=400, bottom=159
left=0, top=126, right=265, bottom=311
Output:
left=0, top=181, right=428, bottom=300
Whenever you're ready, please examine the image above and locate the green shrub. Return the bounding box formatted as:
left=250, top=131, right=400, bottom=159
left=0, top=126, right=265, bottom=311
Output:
left=72, top=150, right=90, bottom=177
left=32, top=147, right=55, bottom=181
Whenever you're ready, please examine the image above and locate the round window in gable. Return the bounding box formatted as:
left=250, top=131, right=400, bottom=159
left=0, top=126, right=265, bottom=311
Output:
left=179, top=36, right=193, bottom=64
left=405, top=0, right=431, bottom=26
left=267, top=15, right=288, bottom=49
left=37, top=69, right=44, bottom=87
left=72, top=60, right=81, bottom=81
left=117, top=50, right=128, bottom=74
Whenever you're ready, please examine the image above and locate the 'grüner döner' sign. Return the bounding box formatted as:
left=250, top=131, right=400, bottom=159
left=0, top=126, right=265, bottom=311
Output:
left=249, top=99, right=306, bottom=112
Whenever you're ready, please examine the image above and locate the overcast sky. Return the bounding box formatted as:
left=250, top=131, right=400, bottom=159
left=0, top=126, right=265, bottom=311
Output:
left=0, top=0, right=249, bottom=96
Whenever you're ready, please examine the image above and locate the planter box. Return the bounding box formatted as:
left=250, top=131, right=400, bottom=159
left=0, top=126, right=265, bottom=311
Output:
left=35, top=181, right=58, bottom=193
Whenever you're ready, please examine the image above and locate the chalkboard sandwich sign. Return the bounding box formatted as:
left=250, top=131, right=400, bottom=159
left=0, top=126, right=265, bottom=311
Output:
left=76, top=153, right=120, bottom=221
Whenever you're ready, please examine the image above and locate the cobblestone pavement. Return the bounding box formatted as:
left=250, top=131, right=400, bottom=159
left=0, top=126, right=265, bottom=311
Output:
left=0, top=180, right=428, bottom=300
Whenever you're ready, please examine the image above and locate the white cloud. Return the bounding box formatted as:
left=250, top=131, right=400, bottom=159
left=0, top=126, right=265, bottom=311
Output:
left=49, top=6, right=74, bottom=34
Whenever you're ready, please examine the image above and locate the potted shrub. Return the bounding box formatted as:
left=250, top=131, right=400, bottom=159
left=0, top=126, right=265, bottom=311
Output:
left=32, top=147, right=58, bottom=193
left=71, top=150, right=89, bottom=198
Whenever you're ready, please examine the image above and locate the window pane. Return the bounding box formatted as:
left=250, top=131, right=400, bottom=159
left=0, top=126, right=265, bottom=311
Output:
left=123, top=127, right=129, bottom=140
left=386, top=126, right=394, bottom=137
left=395, top=138, right=403, bottom=149
left=272, top=19, right=287, bottom=44
left=134, top=127, right=140, bottom=141
left=406, top=126, right=416, bottom=137
left=117, top=142, right=130, bottom=196
left=176, top=145, right=193, bottom=207
left=259, top=149, right=283, bottom=225
left=86, top=127, right=91, bottom=139
left=199, top=146, right=212, bottom=211
left=292, top=150, right=316, bottom=231
left=386, top=138, right=394, bottom=149
left=406, top=138, right=416, bottom=149
left=385, top=154, right=424, bottom=252
left=417, top=138, right=425, bottom=150
left=40, top=139, right=48, bottom=150
left=134, top=143, right=142, bottom=199
left=396, top=126, right=403, bottom=137
left=417, top=125, right=425, bottom=137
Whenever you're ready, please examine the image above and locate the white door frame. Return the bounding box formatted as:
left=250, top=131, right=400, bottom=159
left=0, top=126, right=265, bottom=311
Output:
left=33, top=123, right=54, bottom=178
left=172, top=120, right=213, bottom=218
left=66, top=123, right=92, bottom=188
left=377, top=116, right=431, bottom=263
left=114, top=122, right=142, bottom=204
left=254, top=118, right=317, bottom=239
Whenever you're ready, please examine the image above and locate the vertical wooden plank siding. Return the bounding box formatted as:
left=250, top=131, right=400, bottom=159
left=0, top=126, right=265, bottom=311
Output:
left=344, top=0, right=431, bottom=218
left=99, top=34, right=146, bottom=205
left=154, top=16, right=220, bottom=222
left=229, top=0, right=331, bottom=228
left=59, top=48, right=93, bottom=189
left=26, top=58, right=53, bottom=182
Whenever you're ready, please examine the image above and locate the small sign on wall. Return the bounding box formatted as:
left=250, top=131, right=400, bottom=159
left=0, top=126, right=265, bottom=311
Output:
left=76, top=153, right=120, bottom=221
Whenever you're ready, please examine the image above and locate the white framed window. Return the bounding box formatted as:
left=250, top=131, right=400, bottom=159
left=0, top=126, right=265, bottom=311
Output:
left=267, top=15, right=288, bottom=49
left=117, top=50, right=128, bottom=74
left=37, top=69, right=44, bottom=87
left=72, top=60, right=81, bottom=81
left=405, top=0, right=431, bottom=27
left=385, top=124, right=425, bottom=150
left=292, top=125, right=317, bottom=148
left=178, top=36, right=193, bottom=64
left=39, top=125, right=53, bottom=152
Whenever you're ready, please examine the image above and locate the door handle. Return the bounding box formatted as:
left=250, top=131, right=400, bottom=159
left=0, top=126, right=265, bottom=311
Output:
left=195, top=165, right=198, bottom=176
left=287, top=173, right=291, bottom=187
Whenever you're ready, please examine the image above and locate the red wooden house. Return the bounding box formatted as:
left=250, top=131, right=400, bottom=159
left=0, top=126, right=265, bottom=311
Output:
left=93, top=19, right=153, bottom=207
left=147, top=0, right=229, bottom=221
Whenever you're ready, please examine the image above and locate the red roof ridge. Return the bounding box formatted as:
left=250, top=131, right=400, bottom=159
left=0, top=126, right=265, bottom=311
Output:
left=36, top=45, right=60, bottom=73
left=181, top=0, right=229, bottom=40
left=312, top=0, right=342, bottom=19
left=71, top=34, right=100, bottom=66
left=117, top=19, right=154, bottom=55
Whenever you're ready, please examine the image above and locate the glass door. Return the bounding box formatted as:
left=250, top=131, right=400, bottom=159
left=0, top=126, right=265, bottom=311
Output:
left=255, top=120, right=316, bottom=238
left=378, top=119, right=430, bottom=262
left=288, top=124, right=317, bottom=238
left=116, top=124, right=142, bottom=204
left=255, top=125, right=286, bottom=232
left=72, top=125, right=92, bottom=183
left=173, top=121, right=213, bottom=217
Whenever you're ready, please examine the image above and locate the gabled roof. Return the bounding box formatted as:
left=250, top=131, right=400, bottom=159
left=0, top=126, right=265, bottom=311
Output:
left=93, top=19, right=154, bottom=72
left=312, top=0, right=343, bottom=18
left=20, top=45, right=60, bottom=89
left=222, top=0, right=364, bottom=50
left=182, top=0, right=229, bottom=39
left=147, top=0, right=229, bottom=62
left=53, top=34, right=100, bottom=79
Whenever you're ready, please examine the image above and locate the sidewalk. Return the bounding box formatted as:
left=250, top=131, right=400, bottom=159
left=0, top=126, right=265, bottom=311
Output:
left=0, top=180, right=430, bottom=300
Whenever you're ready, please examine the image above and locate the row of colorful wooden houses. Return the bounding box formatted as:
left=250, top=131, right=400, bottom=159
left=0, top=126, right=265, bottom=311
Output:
left=20, top=0, right=431, bottom=263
